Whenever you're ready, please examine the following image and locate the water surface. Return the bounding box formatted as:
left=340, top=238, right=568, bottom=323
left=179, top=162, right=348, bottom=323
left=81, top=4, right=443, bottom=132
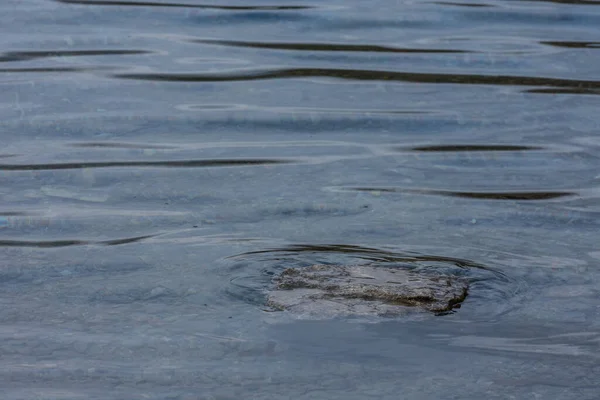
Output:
left=1, top=0, right=600, bottom=399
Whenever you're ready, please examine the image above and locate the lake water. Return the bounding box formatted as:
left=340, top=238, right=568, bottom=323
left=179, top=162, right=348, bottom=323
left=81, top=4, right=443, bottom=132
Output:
left=1, top=0, right=600, bottom=399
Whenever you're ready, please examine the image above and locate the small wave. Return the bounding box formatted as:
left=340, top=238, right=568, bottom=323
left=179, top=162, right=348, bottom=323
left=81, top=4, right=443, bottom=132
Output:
left=526, top=88, right=600, bottom=95
left=432, top=2, right=494, bottom=7
left=194, top=39, right=472, bottom=54
left=0, top=158, right=293, bottom=171
left=0, top=50, right=151, bottom=63
left=54, top=0, right=314, bottom=10
left=405, top=144, right=542, bottom=152
left=68, top=141, right=176, bottom=149
left=541, top=41, right=600, bottom=49
left=0, top=239, right=87, bottom=248
left=0, top=66, right=114, bottom=73
left=344, top=187, right=576, bottom=201
left=527, top=0, right=600, bottom=5
left=114, top=67, right=600, bottom=93
left=0, top=234, right=154, bottom=248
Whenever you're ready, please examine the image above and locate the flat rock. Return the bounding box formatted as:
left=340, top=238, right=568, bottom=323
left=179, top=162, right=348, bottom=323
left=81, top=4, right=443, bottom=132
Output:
left=266, top=264, right=468, bottom=318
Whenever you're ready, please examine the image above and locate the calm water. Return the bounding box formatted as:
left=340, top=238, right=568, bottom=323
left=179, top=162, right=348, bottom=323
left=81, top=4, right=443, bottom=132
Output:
left=1, top=0, right=600, bottom=398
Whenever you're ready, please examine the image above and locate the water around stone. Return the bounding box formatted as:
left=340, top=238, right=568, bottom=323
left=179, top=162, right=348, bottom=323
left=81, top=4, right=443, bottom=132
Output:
left=1, top=0, right=600, bottom=399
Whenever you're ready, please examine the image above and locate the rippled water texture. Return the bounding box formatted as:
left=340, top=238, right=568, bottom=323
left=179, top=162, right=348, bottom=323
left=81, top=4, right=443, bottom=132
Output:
left=1, top=0, right=600, bottom=399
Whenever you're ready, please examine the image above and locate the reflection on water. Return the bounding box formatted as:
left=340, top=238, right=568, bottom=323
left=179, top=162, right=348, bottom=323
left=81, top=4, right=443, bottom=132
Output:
left=1, top=0, right=600, bottom=398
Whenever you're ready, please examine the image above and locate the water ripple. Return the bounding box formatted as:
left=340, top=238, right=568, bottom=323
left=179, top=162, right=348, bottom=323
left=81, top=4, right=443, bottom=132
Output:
left=54, top=0, right=314, bottom=10
left=0, top=66, right=113, bottom=73
left=0, top=158, right=293, bottom=171
left=0, top=234, right=154, bottom=248
left=345, top=188, right=576, bottom=201
left=541, top=41, right=600, bottom=49
left=528, top=0, right=600, bottom=4
left=0, top=211, right=33, bottom=217
left=68, top=142, right=177, bottom=149
left=232, top=244, right=491, bottom=268
left=0, top=239, right=86, bottom=248
left=177, top=103, right=431, bottom=115
left=406, top=144, right=542, bottom=152
left=225, top=243, right=516, bottom=320
left=526, top=88, right=600, bottom=95
left=0, top=50, right=151, bottom=63
left=194, top=39, right=473, bottom=54
left=114, top=67, right=600, bottom=92
left=432, top=2, right=494, bottom=7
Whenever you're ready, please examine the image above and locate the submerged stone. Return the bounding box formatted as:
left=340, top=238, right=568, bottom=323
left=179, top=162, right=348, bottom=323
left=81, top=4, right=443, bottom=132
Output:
left=266, top=264, right=468, bottom=318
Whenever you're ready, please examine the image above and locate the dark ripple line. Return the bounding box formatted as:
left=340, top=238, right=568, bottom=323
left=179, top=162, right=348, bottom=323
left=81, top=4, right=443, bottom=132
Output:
left=0, top=240, right=87, bottom=248
left=0, top=159, right=292, bottom=171
left=0, top=50, right=151, bottom=63
left=424, top=190, right=574, bottom=201
left=0, top=67, right=113, bottom=73
left=541, top=41, right=600, bottom=49
left=351, top=188, right=575, bottom=200
left=432, top=2, right=494, bottom=7
left=68, top=142, right=176, bottom=149
left=55, top=0, right=312, bottom=9
left=194, top=39, right=472, bottom=54
left=114, top=67, right=600, bottom=90
left=526, top=0, right=600, bottom=4
left=233, top=244, right=493, bottom=271
left=0, top=234, right=153, bottom=248
left=101, top=234, right=156, bottom=246
left=526, top=88, right=600, bottom=95
left=0, top=212, right=33, bottom=216
left=407, top=145, right=542, bottom=152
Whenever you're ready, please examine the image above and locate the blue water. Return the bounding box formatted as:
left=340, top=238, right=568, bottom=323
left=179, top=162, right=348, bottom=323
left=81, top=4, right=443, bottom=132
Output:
left=1, top=1, right=600, bottom=399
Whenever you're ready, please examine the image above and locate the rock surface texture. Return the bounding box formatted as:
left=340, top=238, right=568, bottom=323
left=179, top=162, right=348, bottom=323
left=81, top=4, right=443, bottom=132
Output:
left=266, top=264, right=468, bottom=318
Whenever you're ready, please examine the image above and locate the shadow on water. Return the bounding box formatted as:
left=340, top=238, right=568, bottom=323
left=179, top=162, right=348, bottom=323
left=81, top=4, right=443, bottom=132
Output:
left=224, top=243, right=518, bottom=319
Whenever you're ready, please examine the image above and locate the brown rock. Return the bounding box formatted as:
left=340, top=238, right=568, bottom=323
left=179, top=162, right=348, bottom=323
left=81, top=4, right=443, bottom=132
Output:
left=266, top=264, right=468, bottom=318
